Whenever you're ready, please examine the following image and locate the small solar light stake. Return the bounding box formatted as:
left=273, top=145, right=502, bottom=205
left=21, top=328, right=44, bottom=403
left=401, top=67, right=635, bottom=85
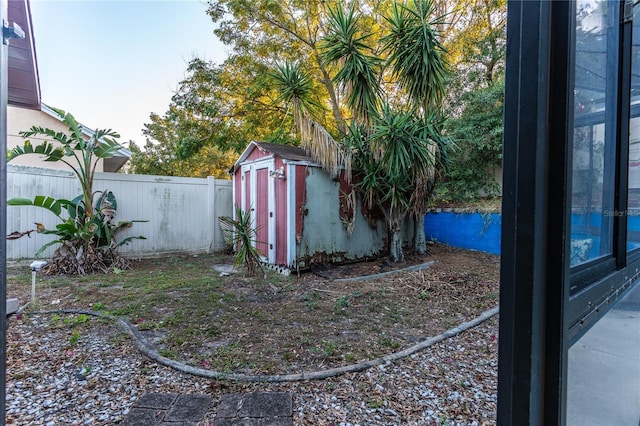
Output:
left=29, top=260, right=47, bottom=304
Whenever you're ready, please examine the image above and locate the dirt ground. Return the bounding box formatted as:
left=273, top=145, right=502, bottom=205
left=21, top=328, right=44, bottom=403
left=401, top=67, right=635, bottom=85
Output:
left=6, top=243, right=500, bottom=375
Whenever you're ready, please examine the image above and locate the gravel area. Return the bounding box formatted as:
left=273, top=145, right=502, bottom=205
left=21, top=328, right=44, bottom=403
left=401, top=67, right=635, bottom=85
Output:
left=5, top=310, right=498, bottom=425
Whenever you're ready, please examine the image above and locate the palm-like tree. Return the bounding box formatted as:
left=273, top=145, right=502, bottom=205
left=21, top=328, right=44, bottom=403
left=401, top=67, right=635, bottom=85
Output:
left=272, top=0, right=451, bottom=262
left=270, top=61, right=350, bottom=179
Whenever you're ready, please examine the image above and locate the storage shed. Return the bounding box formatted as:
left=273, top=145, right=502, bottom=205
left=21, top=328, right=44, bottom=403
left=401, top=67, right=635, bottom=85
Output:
left=231, top=141, right=397, bottom=269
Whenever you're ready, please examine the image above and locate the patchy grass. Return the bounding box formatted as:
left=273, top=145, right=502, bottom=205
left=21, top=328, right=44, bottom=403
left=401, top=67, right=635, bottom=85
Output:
left=6, top=245, right=500, bottom=375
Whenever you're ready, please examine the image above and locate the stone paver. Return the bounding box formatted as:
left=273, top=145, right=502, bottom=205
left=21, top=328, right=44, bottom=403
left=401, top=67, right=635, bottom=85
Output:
left=238, top=392, right=292, bottom=418
left=121, top=393, right=212, bottom=425
left=121, top=407, right=165, bottom=425
left=166, top=394, right=213, bottom=422
left=121, top=392, right=293, bottom=425
left=135, top=393, right=179, bottom=409
left=214, top=392, right=293, bottom=426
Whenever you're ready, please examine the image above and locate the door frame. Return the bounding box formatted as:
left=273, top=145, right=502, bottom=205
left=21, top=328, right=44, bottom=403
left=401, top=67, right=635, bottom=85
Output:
left=240, top=158, right=276, bottom=263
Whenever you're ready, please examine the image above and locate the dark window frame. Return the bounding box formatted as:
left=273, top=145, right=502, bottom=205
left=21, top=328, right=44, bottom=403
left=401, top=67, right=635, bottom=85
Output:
left=498, top=0, right=637, bottom=423
left=567, top=0, right=635, bottom=341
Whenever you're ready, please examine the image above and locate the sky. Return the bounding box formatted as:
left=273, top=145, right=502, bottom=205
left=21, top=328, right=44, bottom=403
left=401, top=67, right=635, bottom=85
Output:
left=28, top=0, right=230, bottom=146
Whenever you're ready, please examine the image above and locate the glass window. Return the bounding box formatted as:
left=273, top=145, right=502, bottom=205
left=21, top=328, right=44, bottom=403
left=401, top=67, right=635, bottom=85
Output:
left=628, top=3, right=640, bottom=252
left=570, top=0, right=619, bottom=267
left=566, top=280, right=640, bottom=425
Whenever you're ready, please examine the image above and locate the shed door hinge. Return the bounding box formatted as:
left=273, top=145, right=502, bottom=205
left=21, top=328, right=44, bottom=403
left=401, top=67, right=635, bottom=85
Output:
left=3, top=20, right=24, bottom=45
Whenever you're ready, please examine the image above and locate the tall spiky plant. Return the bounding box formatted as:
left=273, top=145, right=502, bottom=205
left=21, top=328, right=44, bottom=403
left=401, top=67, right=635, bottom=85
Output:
left=382, top=0, right=448, bottom=115
left=322, top=3, right=383, bottom=127
left=270, top=0, right=452, bottom=261
left=219, top=205, right=265, bottom=277
left=270, top=60, right=351, bottom=179
left=351, top=106, right=450, bottom=261
left=380, top=0, right=450, bottom=254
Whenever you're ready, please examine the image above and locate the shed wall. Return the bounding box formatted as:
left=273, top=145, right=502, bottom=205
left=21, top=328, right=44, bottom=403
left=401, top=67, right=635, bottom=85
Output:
left=245, top=148, right=270, bottom=162
left=295, top=165, right=306, bottom=239
left=255, top=167, right=270, bottom=257
left=233, top=169, right=241, bottom=208
left=296, top=167, right=387, bottom=265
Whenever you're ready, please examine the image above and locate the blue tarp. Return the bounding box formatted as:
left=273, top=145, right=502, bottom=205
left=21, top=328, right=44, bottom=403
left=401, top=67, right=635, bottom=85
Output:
left=424, top=212, right=501, bottom=255
left=424, top=211, right=640, bottom=258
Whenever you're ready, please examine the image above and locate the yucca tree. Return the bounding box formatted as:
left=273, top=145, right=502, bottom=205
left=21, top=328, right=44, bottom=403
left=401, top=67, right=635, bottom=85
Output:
left=322, top=3, right=383, bottom=127
left=270, top=61, right=350, bottom=178
left=348, top=106, right=449, bottom=261
left=377, top=0, right=451, bottom=259
left=382, top=0, right=448, bottom=114
left=272, top=0, right=451, bottom=262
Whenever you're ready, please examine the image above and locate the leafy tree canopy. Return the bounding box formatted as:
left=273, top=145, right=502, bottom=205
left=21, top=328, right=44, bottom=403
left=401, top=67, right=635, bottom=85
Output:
left=437, top=76, right=504, bottom=203
left=132, top=0, right=506, bottom=207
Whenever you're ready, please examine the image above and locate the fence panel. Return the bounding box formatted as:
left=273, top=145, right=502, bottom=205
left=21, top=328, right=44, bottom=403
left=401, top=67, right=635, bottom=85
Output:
left=6, top=165, right=232, bottom=260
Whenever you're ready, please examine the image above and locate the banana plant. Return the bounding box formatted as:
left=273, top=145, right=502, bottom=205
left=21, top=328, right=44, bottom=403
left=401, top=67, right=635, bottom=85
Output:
left=8, top=191, right=146, bottom=260
left=6, top=108, right=146, bottom=274
left=8, top=107, right=122, bottom=220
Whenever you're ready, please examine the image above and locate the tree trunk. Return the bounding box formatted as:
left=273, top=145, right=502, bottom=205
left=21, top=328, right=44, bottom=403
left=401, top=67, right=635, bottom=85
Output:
left=313, top=51, right=346, bottom=135
left=414, top=213, right=427, bottom=255
left=389, top=230, right=405, bottom=263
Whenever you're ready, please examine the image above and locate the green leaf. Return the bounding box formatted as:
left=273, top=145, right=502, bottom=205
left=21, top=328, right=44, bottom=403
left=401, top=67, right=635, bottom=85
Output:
left=7, top=140, right=64, bottom=162
left=35, top=240, right=63, bottom=258
left=93, top=138, right=123, bottom=158
left=116, top=236, right=147, bottom=248
left=65, top=195, right=85, bottom=220
left=7, top=197, right=35, bottom=206
left=8, top=195, right=65, bottom=218
left=55, top=222, right=80, bottom=235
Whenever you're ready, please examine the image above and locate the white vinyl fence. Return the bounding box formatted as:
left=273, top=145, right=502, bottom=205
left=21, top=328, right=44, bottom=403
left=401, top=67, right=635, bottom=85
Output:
left=6, top=165, right=233, bottom=261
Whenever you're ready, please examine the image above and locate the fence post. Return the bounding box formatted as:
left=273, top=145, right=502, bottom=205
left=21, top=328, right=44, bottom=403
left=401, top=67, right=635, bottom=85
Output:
left=208, top=177, right=233, bottom=252
left=207, top=177, right=216, bottom=253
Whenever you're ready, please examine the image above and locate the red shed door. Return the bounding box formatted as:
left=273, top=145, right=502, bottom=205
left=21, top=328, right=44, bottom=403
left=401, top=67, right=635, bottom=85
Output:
left=241, top=160, right=275, bottom=263
left=255, top=167, right=270, bottom=259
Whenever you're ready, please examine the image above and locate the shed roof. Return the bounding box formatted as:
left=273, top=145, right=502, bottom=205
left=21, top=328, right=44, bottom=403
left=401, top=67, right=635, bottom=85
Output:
left=231, top=141, right=316, bottom=172
left=8, top=0, right=40, bottom=110
left=255, top=141, right=314, bottom=162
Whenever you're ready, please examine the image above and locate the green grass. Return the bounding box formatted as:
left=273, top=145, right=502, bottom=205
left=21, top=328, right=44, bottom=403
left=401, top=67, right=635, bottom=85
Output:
left=378, top=335, right=401, bottom=349
left=5, top=249, right=501, bottom=376
left=69, top=330, right=81, bottom=346
left=208, top=343, right=247, bottom=372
